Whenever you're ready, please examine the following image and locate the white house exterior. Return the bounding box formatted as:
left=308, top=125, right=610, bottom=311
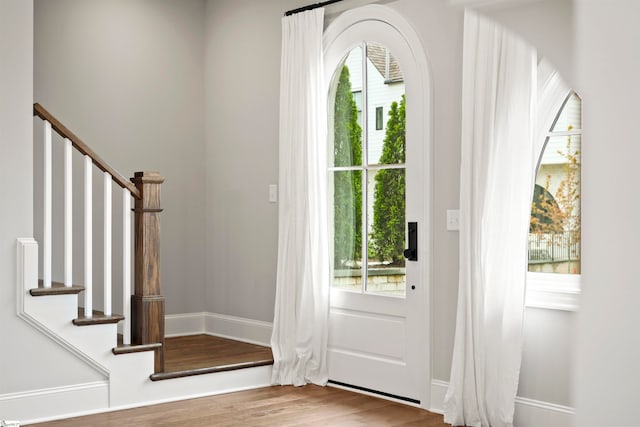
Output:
left=343, top=43, right=405, bottom=165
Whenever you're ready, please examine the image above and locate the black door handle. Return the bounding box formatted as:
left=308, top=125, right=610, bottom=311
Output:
left=403, top=222, right=418, bottom=261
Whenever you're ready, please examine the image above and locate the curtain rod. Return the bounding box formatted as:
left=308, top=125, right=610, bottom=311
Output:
left=284, top=0, right=345, bottom=16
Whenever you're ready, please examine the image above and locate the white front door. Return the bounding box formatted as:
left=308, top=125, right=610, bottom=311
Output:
left=324, top=10, right=431, bottom=405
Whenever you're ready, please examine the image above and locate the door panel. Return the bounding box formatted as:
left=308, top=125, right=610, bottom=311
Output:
left=329, top=288, right=419, bottom=400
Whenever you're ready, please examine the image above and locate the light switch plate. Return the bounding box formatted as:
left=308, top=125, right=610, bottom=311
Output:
left=446, top=209, right=460, bottom=231
left=269, top=184, right=278, bottom=203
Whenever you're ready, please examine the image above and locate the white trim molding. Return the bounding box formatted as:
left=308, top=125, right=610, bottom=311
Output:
left=165, top=312, right=273, bottom=347
left=0, top=381, right=109, bottom=424
left=16, top=238, right=110, bottom=376
left=17, top=368, right=273, bottom=426
left=164, top=312, right=207, bottom=337
left=430, top=380, right=575, bottom=427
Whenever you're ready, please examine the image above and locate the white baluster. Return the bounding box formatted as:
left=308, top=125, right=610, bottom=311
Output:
left=122, top=188, right=132, bottom=345
left=84, top=155, right=92, bottom=319
left=103, top=172, right=112, bottom=316
left=43, top=121, right=52, bottom=288
left=64, top=138, right=72, bottom=287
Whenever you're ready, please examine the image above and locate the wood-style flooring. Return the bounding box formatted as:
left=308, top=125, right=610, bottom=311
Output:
left=163, top=334, right=273, bottom=372
left=29, top=336, right=451, bottom=425
left=29, top=384, right=450, bottom=426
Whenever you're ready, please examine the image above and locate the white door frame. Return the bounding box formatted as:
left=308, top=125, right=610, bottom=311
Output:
left=323, top=4, right=434, bottom=409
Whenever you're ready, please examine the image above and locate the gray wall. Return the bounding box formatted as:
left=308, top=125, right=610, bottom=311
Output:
left=388, top=0, right=464, bottom=386
left=0, top=0, right=104, bottom=395
left=34, top=0, right=207, bottom=315
left=203, top=0, right=301, bottom=321
left=484, top=0, right=574, bottom=82
left=573, top=1, right=640, bottom=425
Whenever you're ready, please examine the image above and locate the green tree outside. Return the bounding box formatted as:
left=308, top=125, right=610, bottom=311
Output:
left=371, top=95, right=406, bottom=266
left=333, top=65, right=362, bottom=269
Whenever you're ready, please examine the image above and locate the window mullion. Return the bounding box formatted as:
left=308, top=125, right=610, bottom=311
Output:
left=361, top=42, right=368, bottom=293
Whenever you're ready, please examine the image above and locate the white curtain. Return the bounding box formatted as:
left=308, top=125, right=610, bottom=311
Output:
left=444, top=10, right=537, bottom=427
left=270, top=8, right=330, bottom=387
left=535, top=58, right=570, bottom=169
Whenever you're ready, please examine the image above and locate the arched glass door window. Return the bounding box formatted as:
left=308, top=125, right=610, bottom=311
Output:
left=529, top=92, right=582, bottom=275
left=328, top=41, right=407, bottom=295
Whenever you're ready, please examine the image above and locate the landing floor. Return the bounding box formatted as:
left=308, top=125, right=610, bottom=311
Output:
left=163, top=334, right=273, bottom=372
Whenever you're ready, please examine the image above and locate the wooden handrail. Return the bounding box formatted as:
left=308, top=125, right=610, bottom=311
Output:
left=33, top=103, right=141, bottom=199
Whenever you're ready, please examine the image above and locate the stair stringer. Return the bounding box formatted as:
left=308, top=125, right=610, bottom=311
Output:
left=16, top=238, right=272, bottom=424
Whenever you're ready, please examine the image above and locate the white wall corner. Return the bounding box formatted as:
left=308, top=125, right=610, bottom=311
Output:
left=165, top=312, right=273, bottom=347
left=430, top=380, right=575, bottom=426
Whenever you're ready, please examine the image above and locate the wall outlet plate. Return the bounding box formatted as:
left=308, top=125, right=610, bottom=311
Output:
left=446, top=209, right=460, bottom=231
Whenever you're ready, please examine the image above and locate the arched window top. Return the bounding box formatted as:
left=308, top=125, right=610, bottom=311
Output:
left=529, top=90, right=582, bottom=276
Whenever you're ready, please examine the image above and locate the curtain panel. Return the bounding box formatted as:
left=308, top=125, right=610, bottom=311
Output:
left=270, top=8, right=331, bottom=387
left=444, top=10, right=537, bottom=427
left=535, top=58, right=571, bottom=168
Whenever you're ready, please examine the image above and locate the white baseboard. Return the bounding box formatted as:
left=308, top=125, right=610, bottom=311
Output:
left=429, top=379, right=449, bottom=414
left=165, top=312, right=272, bottom=346
left=164, top=312, right=207, bottom=337
left=0, top=381, right=108, bottom=423
left=20, top=366, right=273, bottom=425
left=430, top=380, right=575, bottom=427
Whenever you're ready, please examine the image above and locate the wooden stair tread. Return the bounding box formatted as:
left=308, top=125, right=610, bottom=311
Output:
left=73, top=307, right=124, bottom=326
left=112, top=334, right=162, bottom=355
left=30, top=280, right=84, bottom=296
left=149, top=359, right=274, bottom=381
left=112, top=343, right=162, bottom=355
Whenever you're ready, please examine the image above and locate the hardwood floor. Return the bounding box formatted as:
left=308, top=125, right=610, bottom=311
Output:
left=163, top=334, right=273, bottom=372
left=29, top=336, right=452, bottom=425
left=29, top=385, right=450, bottom=426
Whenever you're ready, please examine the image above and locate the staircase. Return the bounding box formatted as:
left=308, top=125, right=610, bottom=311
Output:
left=13, top=105, right=271, bottom=424
left=32, top=103, right=165, bottom=371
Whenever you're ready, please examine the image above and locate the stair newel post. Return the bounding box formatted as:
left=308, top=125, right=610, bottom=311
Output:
left=131, top=171, right=165, bottom=373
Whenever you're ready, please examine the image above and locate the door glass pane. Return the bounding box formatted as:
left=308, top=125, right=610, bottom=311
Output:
left=366, top=168, right=406, bottom=295
left=332, top=170, right=363, bottom=290
left=330, top=47, right=363, bottom=168
left=366, top=42, right=405, bottom=166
